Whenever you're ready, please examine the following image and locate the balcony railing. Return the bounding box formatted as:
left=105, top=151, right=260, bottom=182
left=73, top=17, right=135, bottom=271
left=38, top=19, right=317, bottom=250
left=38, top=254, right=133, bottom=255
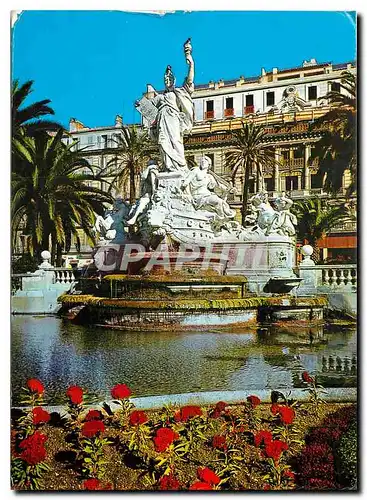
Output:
left=224, top=108, right=234, bottom=118
left=331, top=221, right=357, bottom=233
left=205, top=110, right=214, bottom=120
left=244, top=105, right=255, bottom=115
left=280, top=158, right=305, bottom=169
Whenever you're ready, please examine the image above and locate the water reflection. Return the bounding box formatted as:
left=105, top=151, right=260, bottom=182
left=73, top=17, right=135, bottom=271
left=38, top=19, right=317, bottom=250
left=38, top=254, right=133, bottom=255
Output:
left=11, top=316, right=356, bottom=405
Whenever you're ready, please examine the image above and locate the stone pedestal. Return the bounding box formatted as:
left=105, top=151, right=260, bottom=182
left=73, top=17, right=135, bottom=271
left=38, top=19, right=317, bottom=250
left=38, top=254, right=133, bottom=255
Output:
left=297, top=245, right=318, bottom=295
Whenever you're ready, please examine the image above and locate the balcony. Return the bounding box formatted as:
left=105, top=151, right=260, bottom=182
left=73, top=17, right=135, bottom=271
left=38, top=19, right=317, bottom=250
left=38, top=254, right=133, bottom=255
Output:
left=280, top=158, right=305, bottom=169
left=244, top=105, right=255, bottom=115
left=224, top=108, right=234, bottom=118
left=205, top=110, right=214, bottom=120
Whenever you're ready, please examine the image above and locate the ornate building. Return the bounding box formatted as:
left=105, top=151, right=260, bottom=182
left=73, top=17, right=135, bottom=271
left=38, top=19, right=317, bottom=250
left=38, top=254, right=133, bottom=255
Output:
left=58, top=58, right=356, bottom=265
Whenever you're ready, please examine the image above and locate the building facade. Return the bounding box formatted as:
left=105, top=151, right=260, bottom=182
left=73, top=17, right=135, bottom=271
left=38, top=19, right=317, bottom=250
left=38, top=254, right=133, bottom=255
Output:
left=57, top=58, right=356, bottom=265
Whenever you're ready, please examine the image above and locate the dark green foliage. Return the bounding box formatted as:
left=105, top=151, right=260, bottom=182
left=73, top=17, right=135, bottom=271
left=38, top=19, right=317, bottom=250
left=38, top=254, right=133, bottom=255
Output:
left=336, top=419, right=357, bottom=489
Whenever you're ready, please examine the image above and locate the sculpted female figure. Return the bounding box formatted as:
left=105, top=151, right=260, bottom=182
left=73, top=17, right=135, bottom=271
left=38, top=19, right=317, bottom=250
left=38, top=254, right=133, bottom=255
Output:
left=149, top=39, right=195, bottom=172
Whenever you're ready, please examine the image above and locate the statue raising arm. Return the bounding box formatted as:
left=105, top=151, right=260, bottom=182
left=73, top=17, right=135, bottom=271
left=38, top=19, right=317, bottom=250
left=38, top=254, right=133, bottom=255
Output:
left=183, top=38, right=194, bottom=91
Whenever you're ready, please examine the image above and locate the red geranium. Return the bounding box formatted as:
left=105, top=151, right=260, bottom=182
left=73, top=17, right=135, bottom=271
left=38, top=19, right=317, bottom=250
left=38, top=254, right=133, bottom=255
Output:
left=212, top=435, right=227, bottom=450
left=197, top=467, right=220, bottom=485
left=111, top=384, right=132, bottom=400
left=26, top=379, right=44, bottom=395
left=278, top=406, right=295, bottom=425
left=190, top=482, right=213, bottom=490
left=129, top=410, right=148, bottom=426
left=254, top=430, right=273, bottom=447
left=32, top=407, right=51, bottom=425
left=247, top=395, right=261, bottom=408
left=211, top=401, right=228, bottom=418
left=153, top=427, right=179, bottom=452
left=302, top=371, right=314, bottom=384
left=66, top=385, right=83, bottom=405
left=263, top=484, right=271, bottom=490
left=174, top=405, right=203, bottom=422
left=264, top=440, right=288, bottom=462
left=81, top=420, right=105, bottom=438
left=271, top=403, right=280, bottom=415
left=19, top=431, right=47, bottom=465
left=158, top=473, right=180, bottom=490
left=283, top=469, right=295, bottom=480
left=83, top=478, right=101, bottom=490
left=84, top=410, right=102, bottom=421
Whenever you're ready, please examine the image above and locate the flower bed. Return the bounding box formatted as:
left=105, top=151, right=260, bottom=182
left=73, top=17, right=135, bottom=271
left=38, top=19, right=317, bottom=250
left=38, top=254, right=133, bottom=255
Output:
left=11, top=377, right=356, bottom=491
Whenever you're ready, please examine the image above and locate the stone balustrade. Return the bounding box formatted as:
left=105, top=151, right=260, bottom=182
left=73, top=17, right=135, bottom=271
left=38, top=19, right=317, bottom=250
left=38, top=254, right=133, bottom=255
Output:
left=298, top=264, right=357, bottom=291
left=48, top=268, right=76, bottom=284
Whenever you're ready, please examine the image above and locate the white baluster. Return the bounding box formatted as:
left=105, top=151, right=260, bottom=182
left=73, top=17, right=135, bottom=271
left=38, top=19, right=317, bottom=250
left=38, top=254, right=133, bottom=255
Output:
left=330, top=269, right=338, bottom=288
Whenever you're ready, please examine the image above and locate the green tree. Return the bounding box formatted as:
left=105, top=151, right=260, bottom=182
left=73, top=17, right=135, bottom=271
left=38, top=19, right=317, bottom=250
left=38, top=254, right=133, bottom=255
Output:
left=292, top=198, right=349, bottom=260
left=12, top=129, right=113, bottom=265
left=310, top=71, right=356, bottom=194
left=225, top=122, right=276, bottom=225
left=103, top=125, right=155, bottom=203
left=12, top=79, right=62, bottom=138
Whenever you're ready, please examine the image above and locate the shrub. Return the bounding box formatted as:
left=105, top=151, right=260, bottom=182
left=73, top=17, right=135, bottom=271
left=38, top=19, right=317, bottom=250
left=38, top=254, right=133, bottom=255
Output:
left=336, top=419, right=357, bottom=489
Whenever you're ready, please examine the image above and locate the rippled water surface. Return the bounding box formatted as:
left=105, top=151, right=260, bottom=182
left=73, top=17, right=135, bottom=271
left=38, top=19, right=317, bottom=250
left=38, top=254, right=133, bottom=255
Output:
left=11, top=316, right=356, bottom=405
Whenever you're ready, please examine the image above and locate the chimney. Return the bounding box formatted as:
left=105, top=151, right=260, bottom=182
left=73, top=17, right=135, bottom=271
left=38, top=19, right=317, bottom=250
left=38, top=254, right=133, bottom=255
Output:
left=115, top=115, right=123, bottom=127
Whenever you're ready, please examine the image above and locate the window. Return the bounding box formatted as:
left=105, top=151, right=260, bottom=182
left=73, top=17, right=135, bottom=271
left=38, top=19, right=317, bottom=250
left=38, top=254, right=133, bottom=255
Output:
left=285, top=176, right=299, bottom=191
left=206, top=153, right=215, bottom=169
left=88, top=135, right=94, bottom=145
left=206, top=100, right=214, bottom=112
left=330, top=81, right=341, bottom=93
left=282, top=150, right=290, bottom=161
left=245, top=95, right=254, bottom=106
left=266, top=92, right=275, bottom=106
left=102, top=135, right=108, bottom=148
left=311, top=173, right=323, bottom=189
left=248, top=179, right=255, bottom=193
left=226, top=97, right=233, bottom=109
left=308, top=86, right=317, bottom=100
left=264, top=177, right=275, bottom=192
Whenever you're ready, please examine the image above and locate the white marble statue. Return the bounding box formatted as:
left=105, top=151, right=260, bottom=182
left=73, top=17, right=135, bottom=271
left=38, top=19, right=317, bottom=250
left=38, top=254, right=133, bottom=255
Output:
left=94, top=197, right=130, bottom=243
left=127, top=160, right=159, bottom=225
left=137, top=39, right=195, bottom=172
left=249, top=191, right=297, bottom=237
left=181, top=155, right=236, bottom=219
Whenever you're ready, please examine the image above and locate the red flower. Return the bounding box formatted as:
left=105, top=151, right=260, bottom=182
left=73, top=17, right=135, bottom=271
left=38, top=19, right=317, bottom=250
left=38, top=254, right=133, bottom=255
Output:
left=271, top=403, right=280, bottom=415
left=129, top=410, right=148, bottom=426
left=212, top=435, right=227, bottom=450
left=190, top=482, right=213, bottom=490
left=32, top=407, right=51, bottom=425
left=84, top=410, right=102, bottom=421
left=263, top=484, right=271, bottom=490
left=153, top=427, right=179, bottom=452
left=19, top=431, right=47, bottom=465
left=83, top=478, right=101, bottom=490
left=247, top=395, right=261, bottom=408
left=211, top=401, right=228, bottom=418
left=197, top=467, right=220, bottom=485
left=111, top=384, right=132, bottom=400
left=26, top=379, right=44, bottom=395
left=81, top=420, right=105, bottom=438
left=278, top=406, right=295, bottom=425
left=158, top=473, right=180, bottom=490
left=302, top=371, right=314, bottom=384
left=174, top=405, right=203, bottom=422
left=264, top=440, right=288, bottom=462
left=66, top=385, right=83, bottom=405
left=254, top=430, right=273, bottom=447
left=283, top=469, right=295, bottom=480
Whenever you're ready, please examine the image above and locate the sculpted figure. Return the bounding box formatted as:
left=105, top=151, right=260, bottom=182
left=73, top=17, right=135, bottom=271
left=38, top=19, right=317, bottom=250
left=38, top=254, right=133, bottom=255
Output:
left=182, top=155, right=236, bottom=219
left=273, top=191, right=297, bottom=236
left=94, top=197, right=130, bottom=242
left=127, top=160, right=159, bottom=225
left=145, top=39, right=195, bottom=172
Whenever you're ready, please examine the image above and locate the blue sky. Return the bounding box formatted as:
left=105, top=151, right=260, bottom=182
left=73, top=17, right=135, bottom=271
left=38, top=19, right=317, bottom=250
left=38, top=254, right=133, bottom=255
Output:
left=12, top=10, right=356, bottom=128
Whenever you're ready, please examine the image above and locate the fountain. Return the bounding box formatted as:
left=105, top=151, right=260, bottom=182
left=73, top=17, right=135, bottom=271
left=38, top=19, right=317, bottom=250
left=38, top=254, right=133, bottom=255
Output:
left=59, top=39, right=327, bottom=328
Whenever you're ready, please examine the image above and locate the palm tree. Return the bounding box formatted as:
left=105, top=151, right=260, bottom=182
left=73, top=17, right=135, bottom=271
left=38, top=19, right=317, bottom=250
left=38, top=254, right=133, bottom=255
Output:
left=12, top=129, right=113, bottom=265
left=12, top=79, right=63, bottom=138
left=102, top=125, right=155, bottom=202
left=292, top=198, right=349, bottom=261
left=225, top=122, right=277, bottom=225
left=310, top=71, right=356, bottom=194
